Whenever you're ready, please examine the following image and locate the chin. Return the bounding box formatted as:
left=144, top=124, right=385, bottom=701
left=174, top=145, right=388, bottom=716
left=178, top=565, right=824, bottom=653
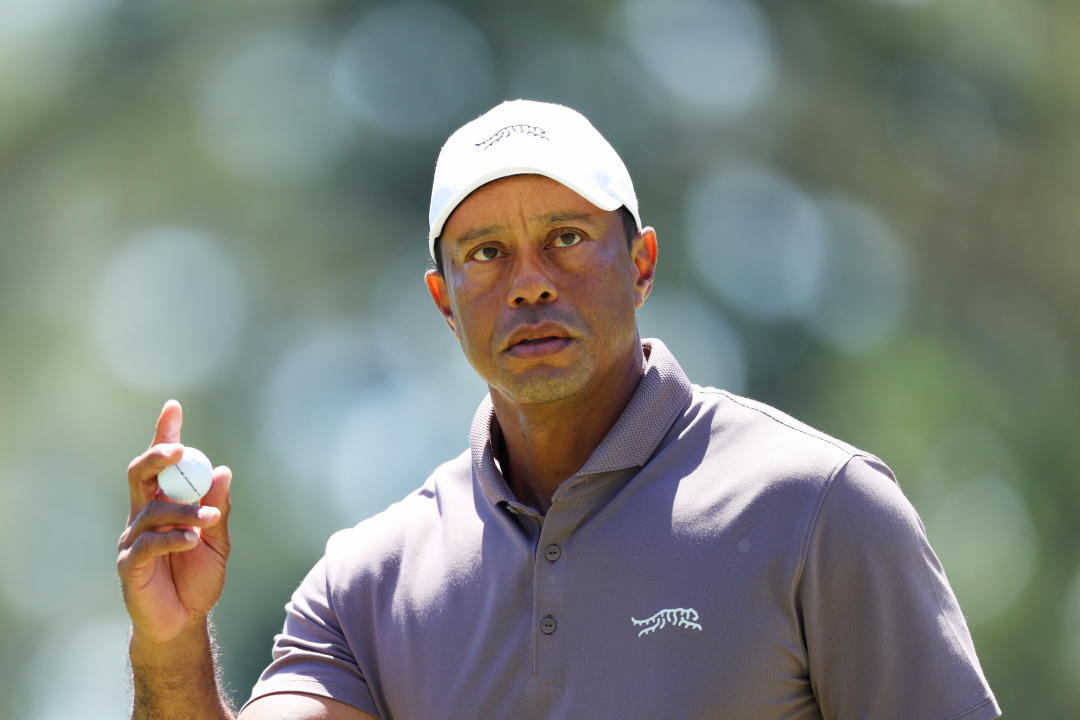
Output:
left=495, top=366, right=594, bottom=406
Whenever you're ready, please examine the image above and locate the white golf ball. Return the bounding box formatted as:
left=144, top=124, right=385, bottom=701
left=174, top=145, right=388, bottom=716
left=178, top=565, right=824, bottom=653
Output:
left=158, top=446, right=214, bottom=504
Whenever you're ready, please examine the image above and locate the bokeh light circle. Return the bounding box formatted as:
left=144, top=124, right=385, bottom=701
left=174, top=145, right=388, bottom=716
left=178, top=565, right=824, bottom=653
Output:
left=259, top=322, right=385, bottom=486
left=921, top=428, right=1037, bottom=624
left=334, top=2, right=496, bottom=138
left=687, top=164, right=825, bottom=321
left=618, top=0, right=775, bottom=117
left=803, top=197, right=909, bottom=354
left=638, top=291, right=748, bottom=393
left=329, top=380, right=470, bottom=525
left=93, top=228, right=246, bottom=391
left=507, top=42, right=647, bottom=141
left=25, top=615, right=131, bottom=719
left=198, top=30, right=349, bottom=183
left=0, top=456, right=115, bottom=620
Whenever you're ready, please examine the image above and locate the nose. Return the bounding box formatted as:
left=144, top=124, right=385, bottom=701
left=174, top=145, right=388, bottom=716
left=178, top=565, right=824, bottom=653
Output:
left=507, top=251, right=557, bottom=307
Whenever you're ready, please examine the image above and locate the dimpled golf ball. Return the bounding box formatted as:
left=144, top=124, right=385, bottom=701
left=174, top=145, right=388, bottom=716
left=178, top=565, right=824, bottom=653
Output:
left=158, top=446, right=214, bottom=504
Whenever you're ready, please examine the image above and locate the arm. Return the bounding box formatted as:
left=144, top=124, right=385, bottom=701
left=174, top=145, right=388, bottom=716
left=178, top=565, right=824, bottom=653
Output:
left=118, top=400, right=235, bottom=719
left=798, top=455, right=999, bottom=720
left=130, top=622, right=375, bottom=720
left=118, top=401, right=377, bottom=720
left=129, top=622, right=375, bottom=720
left=129, top=621, right=232, bottom=720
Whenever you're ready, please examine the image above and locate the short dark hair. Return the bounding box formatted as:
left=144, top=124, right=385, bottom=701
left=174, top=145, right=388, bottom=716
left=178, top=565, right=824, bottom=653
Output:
left=431, top=205, right=639, bottom=276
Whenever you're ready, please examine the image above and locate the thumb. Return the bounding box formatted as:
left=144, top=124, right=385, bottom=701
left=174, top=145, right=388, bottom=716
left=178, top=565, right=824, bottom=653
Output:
left=198, top=466, right=232, bottom=544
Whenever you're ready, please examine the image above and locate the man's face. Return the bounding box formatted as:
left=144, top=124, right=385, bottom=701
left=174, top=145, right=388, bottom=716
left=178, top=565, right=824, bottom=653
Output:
left=426, top=174, right=656, bottom=407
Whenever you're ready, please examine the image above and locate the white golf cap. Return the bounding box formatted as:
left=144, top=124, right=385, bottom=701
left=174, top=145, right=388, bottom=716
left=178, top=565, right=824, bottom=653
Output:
left=428, top=99, right=641, bottom=261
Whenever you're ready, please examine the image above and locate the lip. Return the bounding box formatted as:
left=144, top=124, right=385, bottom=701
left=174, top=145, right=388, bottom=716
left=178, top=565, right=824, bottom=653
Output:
left=504, top=322, right=574, bottom=358
left=506, top=336, right=573, bottom=359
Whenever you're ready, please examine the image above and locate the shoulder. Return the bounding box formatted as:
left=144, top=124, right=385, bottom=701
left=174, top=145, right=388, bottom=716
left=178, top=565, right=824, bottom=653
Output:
left=678, top=385, right=894, bottom=490
left=322, top=448, right=475, bottom=579
left=809, top=453, right=923, bottom=552
left=641, top=385, right=900, bottom=558
left=694, top=385, right=866, bottom=457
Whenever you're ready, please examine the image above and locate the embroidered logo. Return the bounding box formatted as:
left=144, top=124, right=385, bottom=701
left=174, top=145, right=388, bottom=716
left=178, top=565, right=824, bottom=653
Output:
left=474, top=124, right=549, bottom=150
left=630, top=607, right=703, bottom=637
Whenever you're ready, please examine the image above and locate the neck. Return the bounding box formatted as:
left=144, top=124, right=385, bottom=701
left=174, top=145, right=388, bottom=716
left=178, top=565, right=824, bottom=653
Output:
left=490, top=340, right=645, bottom=513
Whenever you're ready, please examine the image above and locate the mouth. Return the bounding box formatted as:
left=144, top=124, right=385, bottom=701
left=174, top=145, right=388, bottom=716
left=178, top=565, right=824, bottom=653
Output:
left=504, top=324, right=574, bottom=359
left=506, top=336, right=573, bottom=359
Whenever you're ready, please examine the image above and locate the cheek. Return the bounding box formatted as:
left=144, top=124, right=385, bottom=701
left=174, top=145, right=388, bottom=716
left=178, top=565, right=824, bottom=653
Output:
left=583, top=262, right=637, bottom=318
left=594, top=279, right=640, bottom=348
left=449, top=285, right=497, bottom=346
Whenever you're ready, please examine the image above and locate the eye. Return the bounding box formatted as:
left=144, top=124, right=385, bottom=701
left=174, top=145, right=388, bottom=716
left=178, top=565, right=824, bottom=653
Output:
left=550, top=230, right=583, bottom=248
left=469, top=245, right=503, bottom=262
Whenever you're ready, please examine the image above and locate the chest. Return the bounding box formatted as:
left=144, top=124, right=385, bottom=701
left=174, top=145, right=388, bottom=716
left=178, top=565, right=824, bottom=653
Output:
left=349, top=485, right=822, bottom=720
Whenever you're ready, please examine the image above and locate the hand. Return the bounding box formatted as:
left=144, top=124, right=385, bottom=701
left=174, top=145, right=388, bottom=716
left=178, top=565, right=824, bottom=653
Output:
left=117, top=400, right=233, bottom=646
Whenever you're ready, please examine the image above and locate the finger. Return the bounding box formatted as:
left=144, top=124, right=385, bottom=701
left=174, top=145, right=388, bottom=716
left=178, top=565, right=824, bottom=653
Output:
left=198, top=466, right=232, bottom=545
left=202, top=466, right=232, bottom=511
left=119, top=527, right=201, bottom=573
left=121, top=499, right=222, bottom=550
left=127, top=443, right=185, bottom=516
left=151, top=399, right=183, bottom=448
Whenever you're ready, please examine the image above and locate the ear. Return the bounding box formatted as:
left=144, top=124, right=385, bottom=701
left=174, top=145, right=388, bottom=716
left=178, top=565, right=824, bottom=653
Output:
left=630, top=227, right=658, bottom=308
left=425, top=269, right=457, bottom=335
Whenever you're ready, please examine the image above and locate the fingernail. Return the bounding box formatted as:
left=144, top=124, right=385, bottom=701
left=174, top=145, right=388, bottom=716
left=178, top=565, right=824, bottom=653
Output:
left=196, top=506, right=219, bottom=522
left=183, top=529, right=198, bottom=543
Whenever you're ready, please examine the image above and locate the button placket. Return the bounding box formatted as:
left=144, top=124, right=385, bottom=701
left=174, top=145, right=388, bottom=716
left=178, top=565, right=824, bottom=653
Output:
left=532, top=508, right=570, bottom=681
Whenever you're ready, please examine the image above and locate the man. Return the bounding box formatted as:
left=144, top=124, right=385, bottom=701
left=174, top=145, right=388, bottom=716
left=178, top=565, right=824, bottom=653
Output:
left=118, top=100, right=1000, bottom=719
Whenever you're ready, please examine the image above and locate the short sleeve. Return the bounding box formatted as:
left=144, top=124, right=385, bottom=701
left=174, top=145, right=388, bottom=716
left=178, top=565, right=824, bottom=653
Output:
left=798, top=455, right=1000, bottom=720
left=242, top=555, right=380, bottom=717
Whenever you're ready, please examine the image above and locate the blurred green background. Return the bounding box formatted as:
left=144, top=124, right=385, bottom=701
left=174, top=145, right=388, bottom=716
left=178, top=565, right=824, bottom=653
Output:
left=1, top=0, right=1076, bottom=716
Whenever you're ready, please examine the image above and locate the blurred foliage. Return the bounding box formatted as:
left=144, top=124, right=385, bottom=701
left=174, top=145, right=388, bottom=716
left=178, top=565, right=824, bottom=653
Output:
left=1, top=0, right=1076, bottom=717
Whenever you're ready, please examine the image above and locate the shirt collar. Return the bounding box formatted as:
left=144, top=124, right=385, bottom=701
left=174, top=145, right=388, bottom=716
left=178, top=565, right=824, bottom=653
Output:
left=469, top=338, right=694, bottom=508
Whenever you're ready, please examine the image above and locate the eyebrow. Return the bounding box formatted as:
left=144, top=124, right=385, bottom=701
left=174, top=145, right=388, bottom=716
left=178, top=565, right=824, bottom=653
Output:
left=539, top=210, right=596, bottom=225
left=452, top=224, right=503, bottom=249
left=450, top=210, right=600, bottom=249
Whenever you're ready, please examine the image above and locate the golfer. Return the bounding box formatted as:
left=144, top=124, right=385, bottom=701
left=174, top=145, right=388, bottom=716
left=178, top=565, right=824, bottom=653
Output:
left=118, top=100, right=1000, bottom=719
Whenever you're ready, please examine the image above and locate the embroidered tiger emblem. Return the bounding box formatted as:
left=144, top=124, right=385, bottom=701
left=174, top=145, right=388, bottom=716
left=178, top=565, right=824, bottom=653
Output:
left=630, top=607, right=703, bottom=637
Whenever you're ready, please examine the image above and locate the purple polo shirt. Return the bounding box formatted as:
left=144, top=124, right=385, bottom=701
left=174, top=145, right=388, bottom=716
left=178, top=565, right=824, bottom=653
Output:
left=246, top=339, right=999, bottom=720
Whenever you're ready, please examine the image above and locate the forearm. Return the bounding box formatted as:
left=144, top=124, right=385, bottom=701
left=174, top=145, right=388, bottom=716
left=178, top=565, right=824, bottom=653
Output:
left=130, top=616, right=234, bottom=720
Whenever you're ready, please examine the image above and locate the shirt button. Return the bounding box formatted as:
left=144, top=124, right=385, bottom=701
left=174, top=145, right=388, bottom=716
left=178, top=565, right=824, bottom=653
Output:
left=544, top=544, right=562, bottom=562
left=540, top=616, right=557, bottom=634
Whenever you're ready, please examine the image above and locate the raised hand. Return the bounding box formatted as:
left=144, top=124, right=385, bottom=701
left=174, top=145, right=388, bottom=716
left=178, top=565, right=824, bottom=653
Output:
left=117, top=399, right=233, bottom=645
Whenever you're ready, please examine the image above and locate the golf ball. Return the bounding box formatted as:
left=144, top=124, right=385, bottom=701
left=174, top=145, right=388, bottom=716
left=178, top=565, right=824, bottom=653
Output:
left=158, top=446, right=214, bottom=504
